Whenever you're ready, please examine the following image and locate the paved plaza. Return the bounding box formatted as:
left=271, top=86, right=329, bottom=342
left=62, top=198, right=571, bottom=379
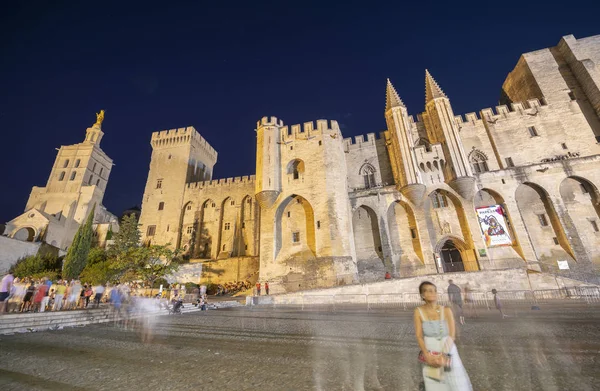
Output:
left=0, top=304, right=598, bottom=390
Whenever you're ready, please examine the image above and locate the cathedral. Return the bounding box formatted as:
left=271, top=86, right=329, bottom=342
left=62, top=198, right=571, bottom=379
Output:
left=3, top=111, right=118, bottom=252
left=137, top=34, right=600, bottom=293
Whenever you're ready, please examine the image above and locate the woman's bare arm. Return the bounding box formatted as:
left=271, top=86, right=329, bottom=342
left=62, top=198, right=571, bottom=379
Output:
left=445, top=306, right=456, bottom=341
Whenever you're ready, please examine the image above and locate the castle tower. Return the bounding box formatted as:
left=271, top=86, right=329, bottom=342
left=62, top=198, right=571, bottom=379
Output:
left=138, top=126, right=217, bottom=247
left=254, top=116, right=283, bottom=208
left=5, top=111, right=116, bottom=250
left=384, top=79, right=427, bottom=206
left=423, top=70, right=475, bottom=199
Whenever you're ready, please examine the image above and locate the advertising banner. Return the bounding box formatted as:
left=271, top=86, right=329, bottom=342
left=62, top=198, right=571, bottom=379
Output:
left=476, top=205, right=513, bottom=247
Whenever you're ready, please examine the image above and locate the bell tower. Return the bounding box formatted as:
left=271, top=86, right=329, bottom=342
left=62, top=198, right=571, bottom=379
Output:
left=384, top=79, right=427, bottom=206
left=423, top=70, right=475, bottom=199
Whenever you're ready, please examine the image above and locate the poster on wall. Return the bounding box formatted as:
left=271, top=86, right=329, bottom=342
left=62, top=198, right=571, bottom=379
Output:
left=476, top=205, right=513, bottom=247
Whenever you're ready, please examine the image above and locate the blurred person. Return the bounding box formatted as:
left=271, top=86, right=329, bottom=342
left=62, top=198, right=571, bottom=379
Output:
left=93, top=284, right=105, bottom=308
left=21, top=281, right=36, bottom=312
left=84, top=285, right=93, bottom=308
left=463, top=282, right=477, bottom=318
left=53, top=280, right=67, bottom=311
left=491, top=289, right=508, bottom=319
left=447, top=280, right=465, bottom=325
left=40, top=277, right=52, bottom=312
left=265, top=281, right=270, bottom=295
left=414, top=281, right=472, bottom=390
left=32, top=279, right=48, bottom=312
left=256, top=281, right=261, bottom=296
left=0, top=271, right=14, bottom=314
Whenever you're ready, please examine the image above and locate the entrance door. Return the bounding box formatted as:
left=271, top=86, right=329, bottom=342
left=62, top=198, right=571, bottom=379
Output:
left=440, top=240, right=465, bottom=272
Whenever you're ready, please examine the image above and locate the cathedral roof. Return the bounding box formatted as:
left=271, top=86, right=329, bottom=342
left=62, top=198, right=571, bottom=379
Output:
left=425, top=69, right=448, bottom=103
left=385, top=78, right=405, bottom=111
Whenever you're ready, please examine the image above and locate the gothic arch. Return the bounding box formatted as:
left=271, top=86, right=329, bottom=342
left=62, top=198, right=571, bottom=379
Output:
left=474, top=188, right=526, bottom=262
left=468, top=149, right=489, bottom=173
left=427, top=188, right=479, bottom=269
left=286, top=159, right=305, bottom=180
left=559, top=176, right=600, bottom=264
left=274, top=194, right=316, bottom=261
left=359, top=163, right=377, bottom=188
left=515, top=182, right=575, bottom=261
left=387, top=200, right=424, bottom=266
left=352, top=205, right=385, bottom=281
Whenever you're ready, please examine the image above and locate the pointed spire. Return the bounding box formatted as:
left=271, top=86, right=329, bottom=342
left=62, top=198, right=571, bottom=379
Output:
left=425, top=69, right=447, bottom=103
left=385, top=78, right=405, bottom=111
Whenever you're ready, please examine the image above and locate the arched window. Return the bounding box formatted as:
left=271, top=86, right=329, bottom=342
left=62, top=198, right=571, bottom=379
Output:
left=58, top=171, right=66, bottom=181
left=287, top=159, right=305, bottom=180
left=99, top=167, right=103, bottom=176
left=88, top=175, right=94, bottom=185
left=92, top=162, right=97, bottom=172
left=469, top=149, right=489, bottom=173
left=63, top=159, right=70, bottom=168
left=360, top=164, right=377, bottom=189
left=158, top=202, right=164, bottom=211
left=96, top=179, right=100, bottom=186
left=430, top=192, right=448, bottom=208
left=70, top=172, right=76, bottom=181
left=75, top=159, right=81, bottom=168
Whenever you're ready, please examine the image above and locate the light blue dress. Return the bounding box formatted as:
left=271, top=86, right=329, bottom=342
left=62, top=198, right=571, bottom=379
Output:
left=418, top=306, right=472, bottom=391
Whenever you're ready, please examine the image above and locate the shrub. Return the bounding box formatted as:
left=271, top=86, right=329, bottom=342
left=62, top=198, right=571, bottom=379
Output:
left=10, top=254, right=63, bottom=279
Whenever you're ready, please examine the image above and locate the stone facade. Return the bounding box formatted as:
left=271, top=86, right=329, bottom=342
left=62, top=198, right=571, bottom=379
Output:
left=3, top=115, right=118, bottom=252
left=139, top=35, right=600, bottom=293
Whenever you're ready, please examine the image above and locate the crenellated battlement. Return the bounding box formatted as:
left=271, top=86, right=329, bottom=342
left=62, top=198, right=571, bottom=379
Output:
left=150, top=126, right=217, bottom=161
left=185, top=175, right=255, bottom=189
left=257, top=116, right=284, bottom=128
left=279, top=119, right=341, bottom=141
left=454, top=98, right=548, bottom=126
left=342, top=132, right=386, bottom=149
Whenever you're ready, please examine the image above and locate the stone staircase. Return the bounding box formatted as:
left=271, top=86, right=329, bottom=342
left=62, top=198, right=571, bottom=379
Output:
left=0, top=301, right=241, bottom=335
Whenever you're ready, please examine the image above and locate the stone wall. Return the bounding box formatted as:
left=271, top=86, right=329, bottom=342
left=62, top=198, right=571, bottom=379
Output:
left=0, top=236, right=42, bottom=272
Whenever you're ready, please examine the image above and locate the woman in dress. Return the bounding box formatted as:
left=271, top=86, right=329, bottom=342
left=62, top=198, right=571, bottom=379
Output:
left=414, top=281, right=472, bottom=390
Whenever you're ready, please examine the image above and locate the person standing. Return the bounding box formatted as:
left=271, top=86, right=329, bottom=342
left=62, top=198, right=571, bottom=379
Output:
left=93, top=284, right=105, bottom=308
left=265, top=281, right=269, bottom=295
left=0, top=272, right=14, bottom=314
left=53, top=280, right=67, bottom=311
left=492, top=289, right=508, bottom=319
left=414, top=281, right=472, bottom=390
left=40, top=277, right=52, bottom=312
left=447, top=280, right=465, bottom=325
left=256, top=282, right=261, bottom=296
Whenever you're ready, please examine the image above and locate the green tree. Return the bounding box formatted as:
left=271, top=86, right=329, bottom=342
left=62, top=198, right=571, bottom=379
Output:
left=107, top=214, right=140, bottom=259
left=63, top=205, right=96, bottom=279
left=10, top=253, right=63, bottom=278
left=87, top=246, right=108, bottom=265
left=79, top=261, right=116, bottom=285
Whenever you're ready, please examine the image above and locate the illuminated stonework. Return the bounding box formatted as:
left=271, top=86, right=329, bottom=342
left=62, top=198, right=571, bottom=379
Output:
left=138, top=34, right=600, bottom=292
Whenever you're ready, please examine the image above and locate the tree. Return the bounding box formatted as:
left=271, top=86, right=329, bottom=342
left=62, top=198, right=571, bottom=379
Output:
left=63, top=205, right=96, bottom=279
left=136, top=245, right=182, bottom=293
left=107, top=214, right=140, bottom=259
left=10, top=253, right=63, bottom=278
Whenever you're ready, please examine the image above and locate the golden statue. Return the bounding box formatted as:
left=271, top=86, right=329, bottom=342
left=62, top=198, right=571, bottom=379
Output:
left=94, top=109, right=105, bottom=126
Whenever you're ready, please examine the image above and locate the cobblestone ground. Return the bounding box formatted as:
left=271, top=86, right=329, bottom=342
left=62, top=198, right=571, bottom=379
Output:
left=0, top=304, right=598, bottom=391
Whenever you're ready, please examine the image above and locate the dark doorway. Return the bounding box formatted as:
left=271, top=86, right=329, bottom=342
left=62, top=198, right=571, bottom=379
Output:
left=440, top=240, right=465, bottom=272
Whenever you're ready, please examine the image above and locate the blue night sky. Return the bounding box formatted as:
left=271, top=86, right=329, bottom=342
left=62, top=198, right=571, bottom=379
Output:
left=1, top=1, right=598, bottom=223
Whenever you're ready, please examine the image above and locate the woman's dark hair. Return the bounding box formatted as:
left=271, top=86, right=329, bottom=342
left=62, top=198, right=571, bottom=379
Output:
left=419, top=281, right=437, bottom=296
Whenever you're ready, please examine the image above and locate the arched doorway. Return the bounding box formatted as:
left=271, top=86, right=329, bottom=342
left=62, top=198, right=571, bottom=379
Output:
left=435, top=236, right=471, bottom=272
left=13, top=227, right=36, bottom=242
left=440, top=240, right=464, bottom=272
